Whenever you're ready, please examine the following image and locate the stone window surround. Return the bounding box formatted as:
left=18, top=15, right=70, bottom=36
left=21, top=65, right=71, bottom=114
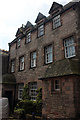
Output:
left=28, top=82, right=37, bottom=101
left=44, top=44, right=53, bottom=64
left=63, top=35, right=76, bottom=58
left=51, top=79, right=61, bottom=93
left=26, top=32, right=31, bottom=43
left=11, top=59, right=15, bottom=73
left=18, top=83, right=24, bottom=100
left=53, top=15, right=61, bottom=29
left=19, top=55, right=25, bottom=71
left=37, top=24, right=45, bottom=38
left=17, top=38, right=21, bottom=48
left=30, top=51, right=37, bottom=68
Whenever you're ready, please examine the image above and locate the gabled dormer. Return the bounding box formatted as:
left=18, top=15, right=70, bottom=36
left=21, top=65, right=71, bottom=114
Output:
left=49, top=2, right=63, bottom=16
left=25, top=21, right=33, bottom=43
left=15, top=25, right=25, bottom=48
left=35, top=12, right=46, bottom=24
left=16, top=24, right=25, bottom=38
left=35, top=12, right=46, bottom=37
left=25, top=21, right=33, bottom=31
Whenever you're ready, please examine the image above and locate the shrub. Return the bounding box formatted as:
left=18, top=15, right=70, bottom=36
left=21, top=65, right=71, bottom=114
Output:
left=14, top=84, right=42, bottom=117
left=22, top=84, right=31, bottom=100
left=14, top=108, right=25, bottom=118
left=36, top=88, right=42, bottom=116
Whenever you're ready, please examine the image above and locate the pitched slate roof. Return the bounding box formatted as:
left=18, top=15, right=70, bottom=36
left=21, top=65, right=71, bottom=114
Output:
left=25, top=21, right=33, bottom=29
left=16, top=26, right=25, bottom=36
left=49, top=2, right=63, bottom=14
left=40, top=59, right=80, bottom=79
left=2, top=74, right=16, bottom=84
left=35, top=12, right=46, bottom=23
left=63, top=2, right=76, bottom=12
left=9, top=1, right=78, bottom=46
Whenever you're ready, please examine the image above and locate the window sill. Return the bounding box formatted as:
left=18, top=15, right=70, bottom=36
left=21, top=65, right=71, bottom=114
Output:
left=37, top=34, right=44, bottom=38
left=11, top=71, right=15, bottom=73
left=30, top=66, right=37, bottom=69
left=25, top=41, right=31, bottom=44
left=44, top=61, right=53, bottom=66
left=53, top=25, right=62, bottom=30
left=65, top=55, right=76, bottom=59
left=18, top=69, right=24, bottom=72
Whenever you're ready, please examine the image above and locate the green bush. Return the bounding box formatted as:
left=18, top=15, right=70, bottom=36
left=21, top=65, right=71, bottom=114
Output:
left=36, top=88, right=42, bottom=116
left=22, top=84, right=31, bottom=100
left=14, top=84, right=42, bottom=117
left=14, top=108, right=25, bottom=118
left=14, top=108, right=24, bottom=114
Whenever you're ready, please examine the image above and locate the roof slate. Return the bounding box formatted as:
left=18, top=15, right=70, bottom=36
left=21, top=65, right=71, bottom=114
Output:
left=40, top=59, right=80, bottom=79
left=25, top=21, right=33, bottom=29
left=35, top=12, right=46, bottom=23
left=49, top=2, right=63, bottom=14
left=2, top=74, right=16, bottom=84
left=9, top=1, right=78, bottom=46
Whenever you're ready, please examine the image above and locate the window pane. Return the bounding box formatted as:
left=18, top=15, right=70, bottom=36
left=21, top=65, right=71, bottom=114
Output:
left=38, top=25, right=44, bottom=37
left=54, top=80, right=60, bottom=90
left=53, top=15, right=61, bottom=29
left=20, top=56, right=24, bottom=70
left=45, top=45, right=53, bottom=64
left=11, top=61, right=15, bottom=72
left=31, top=52, right=36, bottom=67
left=26, top=32, right=31, bottom=43
left=17, top=39, right=21, bottom=47
left=18, top=84, right=24, bottom=100
left=64, top=36, right=75, bottom=58
left=29, top=82, right=37, bottom=101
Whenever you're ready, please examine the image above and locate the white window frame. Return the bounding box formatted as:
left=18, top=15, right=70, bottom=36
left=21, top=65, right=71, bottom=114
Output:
left=64, top=36, right=76, bottom=58
left=20, top=56, right=24, bottom=71
left=54, top=80, right=60, bottom=91
left=29, top=82, right=37, bottom=101
left=11, top=60, right=15, bottom=73
left=18, top=83, right=24, bottom=100
left=45, top=45, right=53, bottom=64
left=31, top=51, right=36, bottom=68
left=17, top=39, right=21, bottom=48
left=38, top=25, right=44, bottom=37
left=26, top=32, right=31, bottom=43
left=53, top=15, right=61, bottom=29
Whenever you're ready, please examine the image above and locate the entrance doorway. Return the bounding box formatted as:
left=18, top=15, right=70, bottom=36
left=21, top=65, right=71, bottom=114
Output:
left=5, top=91, right=13, bottom=113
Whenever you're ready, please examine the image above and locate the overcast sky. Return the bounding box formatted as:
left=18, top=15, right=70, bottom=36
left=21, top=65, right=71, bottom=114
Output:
left=0, top=0, right=71, bottom=50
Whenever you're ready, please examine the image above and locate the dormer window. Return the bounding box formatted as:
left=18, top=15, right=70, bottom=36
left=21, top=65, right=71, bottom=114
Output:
left=53, top=15, right=61, bottom=29
left=38, top=24, right=44, bottom=37
left=17, top=39, right=21, bottom=48
left=26, top=32, right=31, bottom=43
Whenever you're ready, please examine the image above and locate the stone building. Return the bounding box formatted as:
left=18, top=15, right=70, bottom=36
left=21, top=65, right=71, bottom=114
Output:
left=0, top=49, right=9, bottom=74
left=0, top=49, right=9, bottom=97
left=9, top=1, right=80, bottom=119
left=0, top=49, right=16, bottom=112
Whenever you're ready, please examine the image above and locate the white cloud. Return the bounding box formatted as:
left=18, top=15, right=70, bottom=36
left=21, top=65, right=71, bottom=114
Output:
left=0, top=0, right=71, bottom=50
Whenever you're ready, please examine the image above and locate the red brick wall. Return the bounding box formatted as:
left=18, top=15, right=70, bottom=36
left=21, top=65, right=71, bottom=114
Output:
left=42, top=75, right=80, bottom=118
left=9, top=8, right=78, bottom=86
left=9, top=3, right=80, bottom=117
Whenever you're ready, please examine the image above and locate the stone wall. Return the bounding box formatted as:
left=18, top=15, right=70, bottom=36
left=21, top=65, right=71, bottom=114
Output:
left=42, top=75, right=80, bottom=118
left=9, top=7, right=78, bottom=87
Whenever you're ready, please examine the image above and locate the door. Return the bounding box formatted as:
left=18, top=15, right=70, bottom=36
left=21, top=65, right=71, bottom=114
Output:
left=5, top=91, right=13, bottom=113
